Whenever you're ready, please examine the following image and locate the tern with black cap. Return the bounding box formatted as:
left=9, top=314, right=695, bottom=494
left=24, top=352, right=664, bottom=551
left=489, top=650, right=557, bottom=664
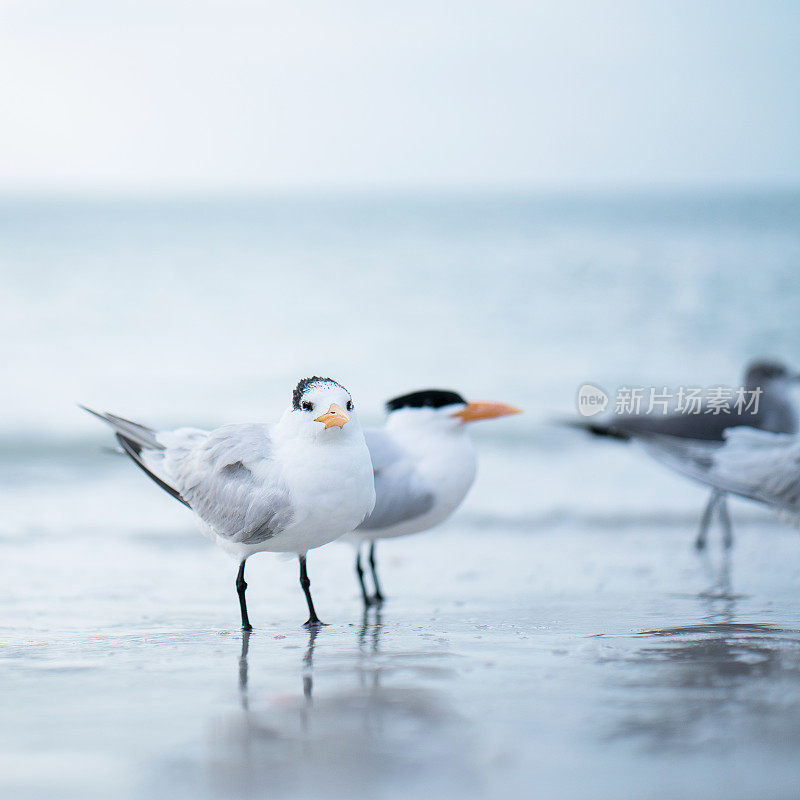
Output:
left=342, top=389, right=521, bottom=605
left=82, top=377, right=375, bottom=629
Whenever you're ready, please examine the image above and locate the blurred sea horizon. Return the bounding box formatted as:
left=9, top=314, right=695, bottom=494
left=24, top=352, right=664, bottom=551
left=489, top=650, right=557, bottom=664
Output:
left=3, top=188, right=800, bottom=532
left=3, top=188, right=799, bottom=426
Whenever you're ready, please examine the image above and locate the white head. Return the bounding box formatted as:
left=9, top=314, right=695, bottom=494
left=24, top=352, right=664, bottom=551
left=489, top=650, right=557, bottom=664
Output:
left=281, top=376, right=363, bottom=441
left=384, top=389, right=521, bottom=434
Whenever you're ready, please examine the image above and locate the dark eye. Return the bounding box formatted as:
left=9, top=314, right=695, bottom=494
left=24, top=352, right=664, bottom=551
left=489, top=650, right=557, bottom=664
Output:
left=346, top=400, right=354, bottom=411
left=302, top=401, right=314, bottom=412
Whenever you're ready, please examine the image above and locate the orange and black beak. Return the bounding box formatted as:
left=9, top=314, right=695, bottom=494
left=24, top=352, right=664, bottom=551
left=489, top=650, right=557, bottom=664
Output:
left=451, top=401, right=522, bottom=424
left=314, top=403, right=350, bottom=429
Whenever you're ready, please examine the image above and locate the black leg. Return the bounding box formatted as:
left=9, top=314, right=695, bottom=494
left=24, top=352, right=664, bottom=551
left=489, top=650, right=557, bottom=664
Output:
left=718, top=493, right=734, bottom=549
left=236, top=559, right=252, bottom=631
left=299, top=554, right=323, bottom=627
left=355, top=545, right=373, bottom=606
left=369, top=541, right=384, bottom=603
left=695, top=490, right=720, bottom=551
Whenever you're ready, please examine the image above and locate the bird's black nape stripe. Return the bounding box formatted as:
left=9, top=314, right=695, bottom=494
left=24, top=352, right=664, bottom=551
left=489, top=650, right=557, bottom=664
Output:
left=386, top=389, right=466, bottom=412
left=292, top=376, right=346, bottom=409
left=116, top=434, right=191, bottom=508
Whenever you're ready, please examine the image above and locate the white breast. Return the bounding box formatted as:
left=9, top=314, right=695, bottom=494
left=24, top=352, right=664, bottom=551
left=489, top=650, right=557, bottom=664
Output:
left=268, top=433, right=376, bottom=553
left=355, top=424, right=477, bottom=541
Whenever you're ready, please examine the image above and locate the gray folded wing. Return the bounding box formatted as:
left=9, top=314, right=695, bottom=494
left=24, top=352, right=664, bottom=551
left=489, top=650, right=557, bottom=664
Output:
left=570, top=385, right=797, bottom=442
left=604, top=410, right=758, bottom=441
left=357, top=429, right=435, bottom=531
left=158, top=423, right=294, bottom=543
left=636, top=428, right=800, bottom=514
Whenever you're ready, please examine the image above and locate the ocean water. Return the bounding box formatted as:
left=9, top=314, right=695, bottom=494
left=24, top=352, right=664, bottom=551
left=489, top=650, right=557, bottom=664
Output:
left=2, top=191, right=800, bottom=799
left=3, top=191, right=800, bottom=521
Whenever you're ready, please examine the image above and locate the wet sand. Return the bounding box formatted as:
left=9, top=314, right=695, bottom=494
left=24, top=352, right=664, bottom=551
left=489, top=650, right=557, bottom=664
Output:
left=3, top=513, right=800, bottom=800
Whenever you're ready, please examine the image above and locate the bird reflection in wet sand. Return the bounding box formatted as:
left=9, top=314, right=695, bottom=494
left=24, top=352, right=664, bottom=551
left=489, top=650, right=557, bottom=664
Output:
left=237, top=626, right=318, bottom=711
left=238, top=629, right=251, bottom=710
left=601, top=553, right=800, bottom=751
left=207, top=614, right=480, bottom=800
left=301, top=625, right=318, bottom=704
left=237, top=627, right=318, bottom=717
left=696, top=547, right=734, bottom=605
left=356, top=606, right=383, bottom=690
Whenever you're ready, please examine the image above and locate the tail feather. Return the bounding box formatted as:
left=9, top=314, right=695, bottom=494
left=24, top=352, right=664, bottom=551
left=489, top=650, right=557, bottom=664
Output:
left=116, top=434, right=190, bottom=508
left=81, top=404, right=189, bottom=508
left=79, top=404, right=164, bottom=451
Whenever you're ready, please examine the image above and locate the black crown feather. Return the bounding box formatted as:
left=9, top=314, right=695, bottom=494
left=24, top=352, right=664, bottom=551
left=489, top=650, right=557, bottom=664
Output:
left=293, top=376, right=346, bottom=409
left=386, top=389, right=466, bottom=413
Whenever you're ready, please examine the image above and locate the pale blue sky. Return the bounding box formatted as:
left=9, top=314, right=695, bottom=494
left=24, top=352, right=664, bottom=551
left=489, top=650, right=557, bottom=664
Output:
left=0, top=0, right=798, bottom=192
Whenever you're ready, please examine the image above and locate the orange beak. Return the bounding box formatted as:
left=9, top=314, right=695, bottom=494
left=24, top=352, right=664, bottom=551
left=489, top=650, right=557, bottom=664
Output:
left=314, top=403, right=350, bottom=429
left=451, top=401, right=522, bottom=424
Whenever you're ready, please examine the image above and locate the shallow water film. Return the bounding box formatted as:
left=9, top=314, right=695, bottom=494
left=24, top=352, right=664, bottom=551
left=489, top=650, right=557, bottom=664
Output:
left=4, top=510, right=800, bottom=799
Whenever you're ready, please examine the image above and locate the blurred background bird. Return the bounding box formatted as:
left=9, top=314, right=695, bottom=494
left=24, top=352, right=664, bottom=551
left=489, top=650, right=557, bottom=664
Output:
left=564, top=358, right=800, bottom=548
left=635, top=426, right=800, bottom=526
